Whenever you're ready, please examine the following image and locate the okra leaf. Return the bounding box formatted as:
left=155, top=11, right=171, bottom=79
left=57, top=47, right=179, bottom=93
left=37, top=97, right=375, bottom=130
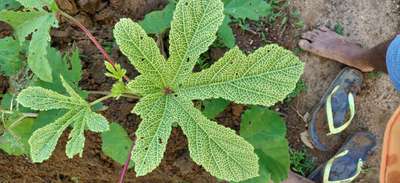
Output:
left=65, top=110, right=86, bottom=158
left=178, top=46, right=304, bottom=106
left=85, top=111, right=109, bottom=133
left=17, top=87, right=84, bottom=111
left=17, top=76, right=110, bottom=162
left=130, top=93, right=173, bottom=176
left=29, top=108, right=80, bottom=162
left=171, top=96, right=259, bottom=182
left=168, top=0, right=225, bottom=84
left=34, top=47, right=83, bottom=94
left=0, top=118, right=34, bottom=155
left=114, top=18, right=168, bottom=94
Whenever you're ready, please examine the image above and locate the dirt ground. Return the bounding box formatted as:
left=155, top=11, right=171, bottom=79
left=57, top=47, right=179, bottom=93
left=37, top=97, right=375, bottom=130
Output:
left=1, top=0, right=399, bottom=182
left=288, top=0, right=400, bottom=182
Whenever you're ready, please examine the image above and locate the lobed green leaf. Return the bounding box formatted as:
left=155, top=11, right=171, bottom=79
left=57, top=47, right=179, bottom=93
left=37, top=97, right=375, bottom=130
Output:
left=177, top=45, right=304, bottom=106
left=27, top=15, right=57, bottom=82
left=18, top=77, right=110, bottom=162
left=170, top=96, right=259, bottom=182
left=29, top=109, right=80, bottom=162
left=0, top=118, right=34, bottom=155
left=131, top=94, right=174, bottom=176
left=65, top=110, right=86, bottom=158
left=0, top=132, right=26, bottom=155
left=168, top=0, right=225, bottom=84
left=85, top=111, right=110, bottom=133
left=114, top=18, right=168, bottom=94
left=16, top=87, right=84, bottom=111
left=105, top=62, right=127, bottom=81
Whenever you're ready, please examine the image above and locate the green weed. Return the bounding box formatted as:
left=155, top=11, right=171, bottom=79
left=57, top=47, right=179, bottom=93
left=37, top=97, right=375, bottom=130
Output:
left=367, top=71, right=383, bottom=79
left=334, top=22, right=344, bottom=35
left=289, top=147, right=316, bottom=176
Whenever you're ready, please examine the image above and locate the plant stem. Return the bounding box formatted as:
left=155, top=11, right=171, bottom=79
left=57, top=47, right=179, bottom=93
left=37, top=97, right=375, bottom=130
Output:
left=89, top=95, right=113, bottom=106
left=118, top=142, right=135, bottom=183
left=58, top=10, right=130, bottom=82
left=87, top=91, right=140, bottom=100
left=0, top=109, right=38, bottom=118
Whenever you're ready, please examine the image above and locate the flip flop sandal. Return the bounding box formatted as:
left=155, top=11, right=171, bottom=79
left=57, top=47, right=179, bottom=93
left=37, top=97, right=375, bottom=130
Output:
left=309, top=67, right=363, bottom=151
left=307, top=132, right=376, bottom=183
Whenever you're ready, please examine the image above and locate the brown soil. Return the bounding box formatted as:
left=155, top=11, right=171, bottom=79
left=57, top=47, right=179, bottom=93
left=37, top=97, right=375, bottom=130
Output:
left=0, top=76, right=8, bottom=94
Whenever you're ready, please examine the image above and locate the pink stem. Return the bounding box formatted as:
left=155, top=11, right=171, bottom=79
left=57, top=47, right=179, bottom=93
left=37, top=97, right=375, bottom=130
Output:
left=59, top=10, right=129, bottom=81
left=118, top=143, right=135, bottom=183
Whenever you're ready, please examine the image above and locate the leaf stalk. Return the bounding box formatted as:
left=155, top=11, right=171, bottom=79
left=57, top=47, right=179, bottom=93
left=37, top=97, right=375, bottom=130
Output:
left=118, top=143, right=135, bottom=183
left=87, top=91, right=140, bottom=100
left=58, top=10, right=130, bottom=82
left=89, top=95, right=113, bottom=106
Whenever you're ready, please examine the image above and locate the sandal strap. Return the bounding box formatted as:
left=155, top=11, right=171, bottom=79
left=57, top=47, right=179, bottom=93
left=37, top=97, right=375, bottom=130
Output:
left=326, top=85, right=356, bottom=135
left=323, top=150, right=363, bottom=183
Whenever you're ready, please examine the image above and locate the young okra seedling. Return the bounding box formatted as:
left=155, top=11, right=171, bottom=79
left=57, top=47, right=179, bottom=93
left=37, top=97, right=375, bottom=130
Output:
left=16, top=0, right=304, bottom=181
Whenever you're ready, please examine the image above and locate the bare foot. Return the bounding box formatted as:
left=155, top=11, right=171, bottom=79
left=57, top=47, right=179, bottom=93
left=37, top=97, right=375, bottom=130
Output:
left=299, top=26, right=374, bottom=72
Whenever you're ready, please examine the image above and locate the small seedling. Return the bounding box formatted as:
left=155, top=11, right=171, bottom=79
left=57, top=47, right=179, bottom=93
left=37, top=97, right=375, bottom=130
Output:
left=367, top=71, right=383, bottom=79
left=334, top=22, right=345, bottom=35
left=289, top=147, right=316, bottom=176
left=291, top=10, right=305, bottom=29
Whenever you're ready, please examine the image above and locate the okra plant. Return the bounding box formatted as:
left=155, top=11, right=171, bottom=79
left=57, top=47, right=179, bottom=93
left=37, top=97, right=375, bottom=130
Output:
left=15, top=0, right=303, bottom=181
